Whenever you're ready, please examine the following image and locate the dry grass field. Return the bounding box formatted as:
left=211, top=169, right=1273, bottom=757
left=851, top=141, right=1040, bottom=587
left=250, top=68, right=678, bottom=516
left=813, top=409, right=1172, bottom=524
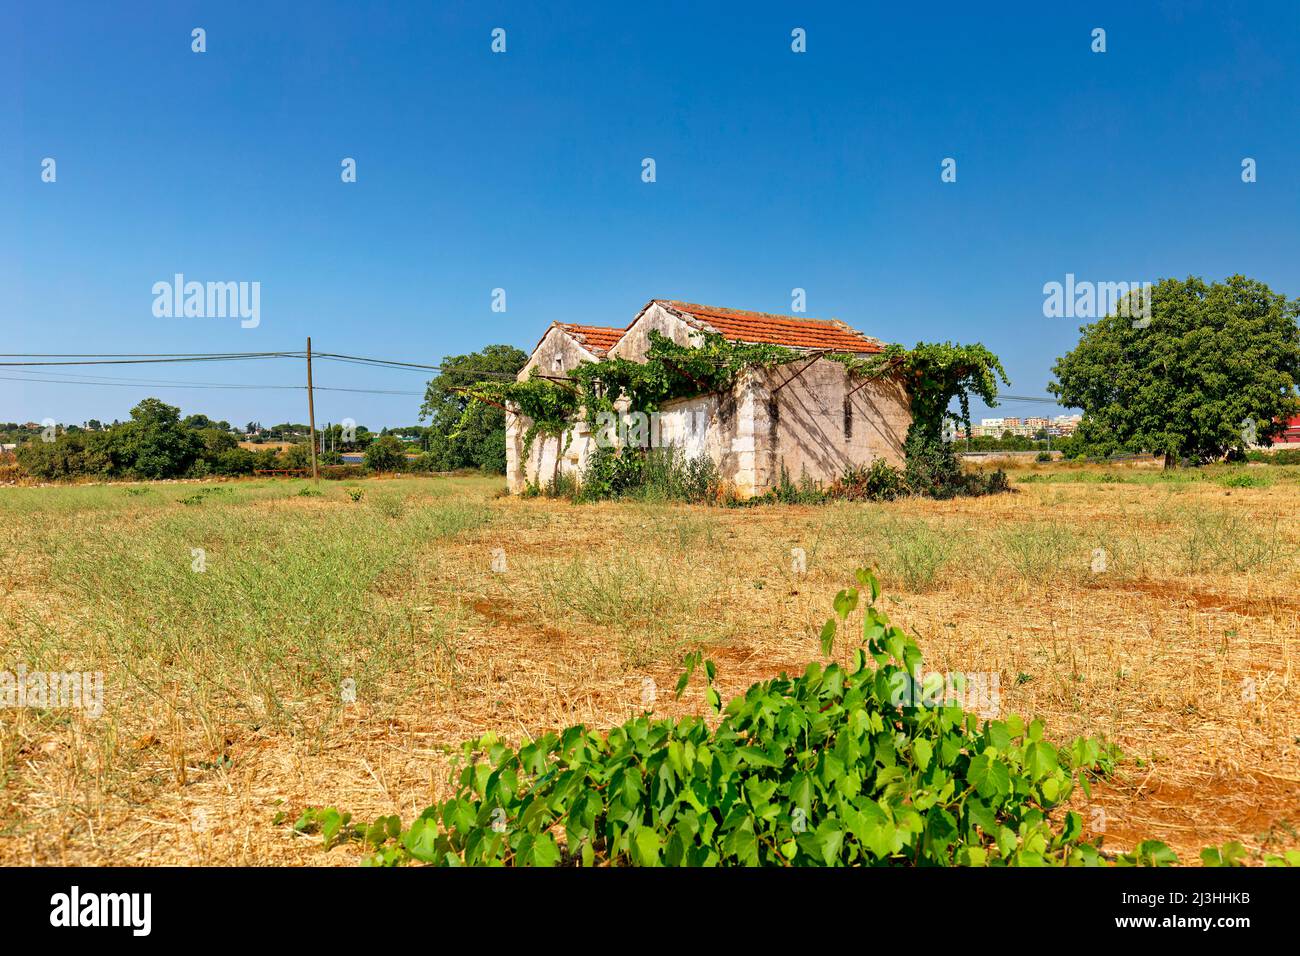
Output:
left=1, top=462, right=1297, bottom=865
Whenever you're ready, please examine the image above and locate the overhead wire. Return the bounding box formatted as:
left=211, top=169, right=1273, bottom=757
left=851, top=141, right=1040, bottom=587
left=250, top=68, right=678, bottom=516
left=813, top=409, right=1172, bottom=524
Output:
left=0, top=349, right=1072, bottom=407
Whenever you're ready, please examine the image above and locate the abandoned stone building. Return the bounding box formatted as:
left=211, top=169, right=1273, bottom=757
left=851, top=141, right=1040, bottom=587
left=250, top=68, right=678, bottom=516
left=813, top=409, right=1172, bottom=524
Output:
left=505, top=299, right=912, bottom=497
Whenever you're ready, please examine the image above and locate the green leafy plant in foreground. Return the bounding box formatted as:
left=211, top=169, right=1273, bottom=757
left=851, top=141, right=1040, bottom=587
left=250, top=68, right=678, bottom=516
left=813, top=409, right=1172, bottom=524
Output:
left=306, top=569, right=1140, bottom=866
left=290, top=572, right=1294, bottom=867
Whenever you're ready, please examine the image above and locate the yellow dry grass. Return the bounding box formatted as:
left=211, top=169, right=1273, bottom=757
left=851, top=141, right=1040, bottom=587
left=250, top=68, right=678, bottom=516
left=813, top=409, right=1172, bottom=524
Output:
left=0, top=465, right=1296, bottom=865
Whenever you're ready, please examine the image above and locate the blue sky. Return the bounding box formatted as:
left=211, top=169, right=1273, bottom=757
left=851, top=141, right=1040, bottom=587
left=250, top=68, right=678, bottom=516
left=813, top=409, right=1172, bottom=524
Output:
left=3, top=1, right=1298, bottom=428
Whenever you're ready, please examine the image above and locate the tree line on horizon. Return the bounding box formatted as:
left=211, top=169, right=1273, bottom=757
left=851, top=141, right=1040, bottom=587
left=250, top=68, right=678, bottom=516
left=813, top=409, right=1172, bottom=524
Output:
left=9, top=398, right=441, bottom=481
left=5, top=275, right=1298, bottom=482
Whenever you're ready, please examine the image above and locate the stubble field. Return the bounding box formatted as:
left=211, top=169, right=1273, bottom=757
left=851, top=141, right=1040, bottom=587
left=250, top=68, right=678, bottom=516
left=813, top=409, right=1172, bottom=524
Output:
left=1, top=462, right=1297, bottom=865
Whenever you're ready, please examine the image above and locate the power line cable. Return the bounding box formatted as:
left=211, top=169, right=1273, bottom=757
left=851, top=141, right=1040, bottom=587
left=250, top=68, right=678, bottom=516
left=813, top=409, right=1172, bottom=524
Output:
left=0, top=366, right=302, bottom=387
left=0, top=352, right=306, bottom=357
left=313, top=353, right=521, bottom=380
left=0, top=354, right=299, bottom=367
left=0, top=348, right=1073, bottom=405
left=0, top=374, right=421, bottom=396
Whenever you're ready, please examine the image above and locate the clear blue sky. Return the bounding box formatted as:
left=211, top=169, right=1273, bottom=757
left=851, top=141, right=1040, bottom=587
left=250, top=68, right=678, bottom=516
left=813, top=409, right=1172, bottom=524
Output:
left=4, top=1, right=1298, bottom=428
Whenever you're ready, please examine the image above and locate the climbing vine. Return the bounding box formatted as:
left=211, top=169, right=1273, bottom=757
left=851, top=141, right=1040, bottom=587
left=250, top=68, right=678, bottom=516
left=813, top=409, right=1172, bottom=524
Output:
left=455, top=331, right=797, bottom=448
left=828, top=342, right=1009, bottom=444
left=456, top=331, right=1008, bottom=453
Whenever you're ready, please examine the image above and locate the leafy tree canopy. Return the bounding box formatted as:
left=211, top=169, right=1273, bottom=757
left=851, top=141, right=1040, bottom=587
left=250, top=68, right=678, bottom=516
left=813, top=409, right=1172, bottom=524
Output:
left=420, top=344, right=528, bottom=473
left=114, top=398, right=205, bottom=479
left=1049, top=275, right=1300, bottom=466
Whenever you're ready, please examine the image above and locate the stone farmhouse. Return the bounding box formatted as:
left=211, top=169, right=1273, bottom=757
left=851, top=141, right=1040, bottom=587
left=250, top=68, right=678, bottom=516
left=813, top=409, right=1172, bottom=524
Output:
left=505, top=299, right=912, bottom=497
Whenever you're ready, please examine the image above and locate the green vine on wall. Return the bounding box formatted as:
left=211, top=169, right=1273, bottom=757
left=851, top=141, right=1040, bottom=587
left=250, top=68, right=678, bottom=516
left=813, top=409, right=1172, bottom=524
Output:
left=455, top=331, right=1007, bottom=452
left=829, top=343, right=1009, bottom=445
left=455, top=331, right=797, bottom=448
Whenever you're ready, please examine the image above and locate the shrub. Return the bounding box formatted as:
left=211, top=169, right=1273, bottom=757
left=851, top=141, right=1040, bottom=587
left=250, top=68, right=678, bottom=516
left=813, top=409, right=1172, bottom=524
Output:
left=331, top=570, right=1137, bottom=867
left=208, top=447, right=257, bottom=476
left=639, top=447, right=720, bottom=503
left=279, top=443, right=314, bottom=470
left=1035, top=451, right=1052, bottom=463
left=544, top=470, right=581, bottom=500
left=1252, top=448, right=1300, bottom=465
left=252, top=448, right=281, bottom=471
left=576, top=445, right=642, bottom=500
left=832, top=459, right=906, bottom=501
left=1216, top=470, right=1271, bottom=489
left=897, top=435, right=1006, bottom=500
left=538, top=440, right=1006, bottom=508
left=754, top=465, right=829, bottom=505
left=982, top=469, right=1011, bottom=495
left=0, top=454, right=22, bottom=484
left=16, top=431, right=113, bottom=479
left=365, top=435, right=407, bottom=473
left=322, top=464, right=365, bottom=480
left=568, top=446, right=720, bottom=504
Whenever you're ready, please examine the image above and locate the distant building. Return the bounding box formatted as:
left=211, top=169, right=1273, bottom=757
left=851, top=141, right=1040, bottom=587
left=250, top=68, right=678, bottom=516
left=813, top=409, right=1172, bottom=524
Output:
left=971, top=413, right=1080, bottom=439
left=1264, top=416, right=1300, bottom=446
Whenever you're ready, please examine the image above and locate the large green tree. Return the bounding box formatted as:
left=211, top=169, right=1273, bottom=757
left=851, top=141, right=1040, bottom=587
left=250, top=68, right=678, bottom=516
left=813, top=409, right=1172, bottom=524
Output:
left=1049, top=275, right=1300, bottom=467
left=420, top=344, right=528, bottom=473
left=109, top=398, right=205, bottom=478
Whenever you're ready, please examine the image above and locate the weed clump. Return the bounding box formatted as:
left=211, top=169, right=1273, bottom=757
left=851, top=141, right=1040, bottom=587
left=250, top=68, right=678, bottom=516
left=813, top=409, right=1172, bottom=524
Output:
left=525, top=437, right=1009, bottom=506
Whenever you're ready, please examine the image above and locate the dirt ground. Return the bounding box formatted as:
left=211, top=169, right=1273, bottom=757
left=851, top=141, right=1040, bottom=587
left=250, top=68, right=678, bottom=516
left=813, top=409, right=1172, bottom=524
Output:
left=0, top=464, right=1296, bottom=865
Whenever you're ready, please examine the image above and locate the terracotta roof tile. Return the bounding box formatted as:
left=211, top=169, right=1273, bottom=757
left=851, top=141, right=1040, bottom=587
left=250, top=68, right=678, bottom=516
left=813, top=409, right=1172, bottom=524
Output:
left=555, top=323, right=624, bottom=355
left=661, top=301, right=884, bottom=354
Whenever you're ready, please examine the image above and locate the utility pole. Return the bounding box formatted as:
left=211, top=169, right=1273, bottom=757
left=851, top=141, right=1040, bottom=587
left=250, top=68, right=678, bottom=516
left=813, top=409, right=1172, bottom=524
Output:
left=306, top=336, right=319, bottom=482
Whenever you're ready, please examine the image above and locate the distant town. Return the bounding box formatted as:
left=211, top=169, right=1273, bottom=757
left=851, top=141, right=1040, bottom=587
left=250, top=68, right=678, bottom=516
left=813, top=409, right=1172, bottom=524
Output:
left=958, top=414, right=1083, bottom=440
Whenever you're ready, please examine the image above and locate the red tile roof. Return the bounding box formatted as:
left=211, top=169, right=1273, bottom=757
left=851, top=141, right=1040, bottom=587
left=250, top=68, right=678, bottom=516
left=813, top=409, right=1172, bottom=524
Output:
left=660, top=300, right=884, bottom=354
left=555, top=323, right=624, bottom=355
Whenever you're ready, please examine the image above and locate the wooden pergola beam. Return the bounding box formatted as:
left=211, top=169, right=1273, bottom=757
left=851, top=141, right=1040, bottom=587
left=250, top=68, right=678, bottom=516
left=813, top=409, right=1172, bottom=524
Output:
left=449, top=386, right=510, bottom=413
left=844, top=354, right=904, bottom=397
left=770, top=350, right=829, bottom=395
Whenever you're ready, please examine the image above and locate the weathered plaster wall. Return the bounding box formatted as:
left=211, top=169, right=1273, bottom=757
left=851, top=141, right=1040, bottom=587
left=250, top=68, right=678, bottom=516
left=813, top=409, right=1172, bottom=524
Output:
left=654, top=390, right=755, bottom=491
left=749, top=360, right=910, bottom=492
left=506, top=326, right=601, bottom=493
left=519, top=326, right=597, bottom=379
left=506, top=416, right=594, bottom=493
